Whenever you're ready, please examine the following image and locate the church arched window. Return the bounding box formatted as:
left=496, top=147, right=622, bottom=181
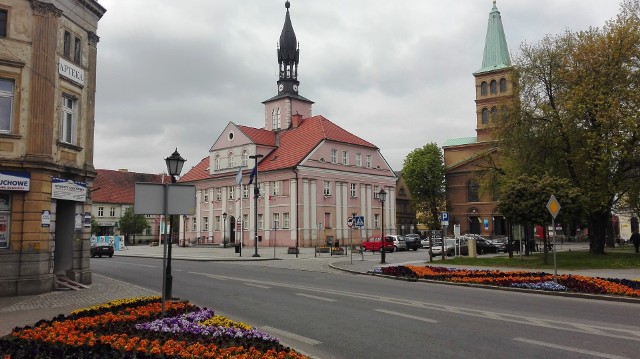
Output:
left=481, top=81, right=488, bottom=96
left=481, top=108, right=489, bottom=124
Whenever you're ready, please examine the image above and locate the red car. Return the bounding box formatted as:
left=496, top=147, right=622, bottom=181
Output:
left=361, top=236, right=395, bottom=252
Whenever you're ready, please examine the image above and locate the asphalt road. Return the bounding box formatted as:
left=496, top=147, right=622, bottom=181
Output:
left=91, top=256, right=640, bottom=359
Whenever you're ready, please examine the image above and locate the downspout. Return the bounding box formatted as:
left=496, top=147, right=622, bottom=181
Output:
left=293, top=167, right=299, bottom=258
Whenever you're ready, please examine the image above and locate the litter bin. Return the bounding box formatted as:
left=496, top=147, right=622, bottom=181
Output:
left=234, top=245, right=240, bottom=254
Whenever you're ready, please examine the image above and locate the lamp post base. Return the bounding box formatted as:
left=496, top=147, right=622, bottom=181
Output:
left=252, top=253, right=261, bottom=257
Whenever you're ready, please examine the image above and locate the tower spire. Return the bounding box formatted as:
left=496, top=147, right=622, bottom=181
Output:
left=277, top=0, right=299, bottom=94
left=476, top=1, right=511, bottom=74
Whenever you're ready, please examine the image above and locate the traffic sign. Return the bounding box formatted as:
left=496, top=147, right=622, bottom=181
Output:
left=440, top=212, right=449, bottom=226
left=354, top=216, right=365, bottom=229
left=547, top=195, right=561, bottom=219
left=347, top=217, right=353, bottom=228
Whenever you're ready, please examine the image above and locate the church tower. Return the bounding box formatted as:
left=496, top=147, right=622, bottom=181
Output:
left=263, top=1, right=313, bottom=131
left=473, top=0, right=512, bottom=142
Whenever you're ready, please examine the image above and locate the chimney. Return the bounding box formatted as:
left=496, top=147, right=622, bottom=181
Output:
left=292, top=113, right=303, bottom=128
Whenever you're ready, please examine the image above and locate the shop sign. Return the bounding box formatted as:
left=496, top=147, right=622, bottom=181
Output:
left=41, top=210, right=51, bottom=227
left=0, top=171, right=30, bottom=191
left=51, top=178, right=87, bottom=202
left=58, top=57, right=85, bottom=86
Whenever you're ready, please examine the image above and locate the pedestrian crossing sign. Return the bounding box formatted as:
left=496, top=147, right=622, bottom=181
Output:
left=354, top=216, right=365, bottom=228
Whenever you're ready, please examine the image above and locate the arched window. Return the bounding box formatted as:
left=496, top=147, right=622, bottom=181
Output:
left=500, top=78, right=507, bottom=93
left=480, top=81, right=488, bottom=96
left=228, top=152, right=234, bottom=168
left=468, top=180, right=480, bottom=202
left=271, top=109, right=277, bottom=130
left=276, top=108, right=281, bottom=129
left=481, top=108, right=489, bottom=124
left=490, top=80, right=497, bottom=94
left=491, top=106, right=497, bottom=121
left=241, top=150, right=248, bottom=167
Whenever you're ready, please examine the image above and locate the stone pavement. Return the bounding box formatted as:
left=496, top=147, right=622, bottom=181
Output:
left=1, top=242, right=638, bottom=337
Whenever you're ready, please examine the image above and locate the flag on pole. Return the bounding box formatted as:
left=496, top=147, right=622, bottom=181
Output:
left=248, top=166, right=257, bottom=185
left=235, top=166, right=243, bottom=185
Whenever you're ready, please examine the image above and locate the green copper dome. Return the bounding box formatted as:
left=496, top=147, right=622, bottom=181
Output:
left=476, top=1, right=511, bottom=74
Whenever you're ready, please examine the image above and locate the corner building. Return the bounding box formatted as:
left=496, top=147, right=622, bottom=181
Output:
left=180, top=2, right=397, bottom=249
left=443, top=1, right=512, bottom=237
left=0, top=0, right=106, bottom=296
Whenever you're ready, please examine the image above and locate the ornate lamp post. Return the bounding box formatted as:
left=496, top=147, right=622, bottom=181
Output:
left=249, top=154, right=264, bottom=257
left=378, top=188, right=387, bottom=264
left=163, top=149, right=186, bottom=300
left=222, top=212, right=227, bottom=248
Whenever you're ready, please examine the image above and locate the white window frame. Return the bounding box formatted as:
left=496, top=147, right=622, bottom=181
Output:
left=331, top=149, right=337, bottom=164
left=365, top=154, right=372, bottom=168
left=204, top=216, right=210, bottom=231
left=192, top=218, right=197, bottom=231
left=283, top=212, right=290, bottom=229
left=215, top=156, right=220, bottom=170
left=109, top=207, right=115, bottom=217
left=258, top=214, right=264, bottom=229
left=374, top=214, right=380, bottom=229
left=242, top=150, right=248, bottom=167
left=203, top=191, right=209, bottom=203
left=272, top=109, right=277, bottom=130
left=373, top=185, right=380, bottom=199
left=272, top=181, right=280, bottom=196
left=228, top=152, right=234, bottom=168
left=350, top=183, right=357, bottom=198
left=272, top=212, right=280, bottom=229
left=242, top=214, right=248, bottom=231
left=98, top=206, right=104, bottom=217
left=216, top=188, right=222, bottom=201
left=355, top=153, right=362, bottom=167
left=228, top=186, right=235, bottom=200
left=342, top=150, right=348, bottom=165
left=61, top=94, right=77, bottom=145
left=323, top=181, right=331, bottom=196
left=0, top=78, right=14, bottom=133
left=243, top=185, right=249, bottom=199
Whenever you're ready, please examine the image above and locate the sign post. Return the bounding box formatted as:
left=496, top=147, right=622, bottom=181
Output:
left=440, top=212, right=449, bottom=260
left=347, top=216, right=353, bottom=264
left=546, top=195, right=561, bottom=282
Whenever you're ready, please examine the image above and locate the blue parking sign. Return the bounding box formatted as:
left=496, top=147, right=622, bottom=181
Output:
left=440, top=212, right=449, bottom=225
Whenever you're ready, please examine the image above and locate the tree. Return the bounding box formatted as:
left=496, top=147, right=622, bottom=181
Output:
left=495, top=0, right=640, bottom=254
left=401, top=143, right=446, bottom=229
left=118, top=207, right=149, bottom=245
left=91, top=216, right=99, bottom=235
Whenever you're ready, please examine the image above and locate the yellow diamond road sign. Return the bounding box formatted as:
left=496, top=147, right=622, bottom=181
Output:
left=547, top=195, right=561, bottom=219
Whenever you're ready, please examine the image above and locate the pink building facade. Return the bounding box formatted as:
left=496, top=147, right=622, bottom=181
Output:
left=178, top=2, right=396, bottom=248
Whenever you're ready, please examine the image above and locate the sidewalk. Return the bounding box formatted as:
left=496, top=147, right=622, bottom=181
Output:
left=1, top=243, right=637, bottom=337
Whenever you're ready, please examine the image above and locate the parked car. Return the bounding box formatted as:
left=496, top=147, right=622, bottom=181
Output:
left=488, top=238, right=507, bottom=252
left=361, top=236, right=394, bottom=252
left=389, top=235, right=407, bottom=251
left=403, top=236, right=421, bottom=251
left=474, top=238, right=499, bottom=254
left=431, top=238, right=457, bottom=257
left=90, top=242, right=114, bottom=258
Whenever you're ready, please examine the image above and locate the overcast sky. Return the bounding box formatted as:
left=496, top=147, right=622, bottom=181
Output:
left=93, top=0, right=622, bottom=176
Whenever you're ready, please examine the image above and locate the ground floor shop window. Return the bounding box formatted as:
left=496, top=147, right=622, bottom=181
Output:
left=0, top=192, right=10, bottom=248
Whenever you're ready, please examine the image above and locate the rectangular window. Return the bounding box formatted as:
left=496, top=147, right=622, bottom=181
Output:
left=324, top=212, right=331, bottom=229
left=259, top=183, right=265, bottom=197
left=203, top=191, right=209, bottom=203
left=241, top=152, right=248, bottom=167
left=283, top=212, right=290, bottom=229
left=228, top=186, right=235, bottom=200
left=63, top=31, right=71, bottom=58
left=0, top=192, right=11, bottom=248
left=98, top=206, right=104, bottom=217
left=350, top=183, right=357, bottom=198
left=0, top=78, right=14, bottom=132
left=356, top=153, right=362, bottom=167
left=258, top=214, right=263, bottom=229
left=272, top=213, right=280, bottom=229
left=331, top=149, right=337, bottom=163
left=74, top=36, right=81, bottom=63
left=365, top=154, right=372, bottom=168
left=109, top=207, right=115, bottom=217
left=0, top=9, right=7, bottom=38
left=214, top=157, right=220, bottom=170
left=206, top=216, right=211, bottom=231
left=243, top=185, right=249, bottom=199
left=228, top=153, right=234, bottom=168
left=216, top=188, right=222, bottom=201
left=61, top=94, right=77, bottom=144
left=342, top=150, right=348, bottom=165
left=373, top=185, right=380, bottom=199
left=242, top=214, right=248, bottom=231
left=374, top=214, right=380, bottom=229
left=272, top=181, right=280, bottom=196
left=323, top=181, right=331, bottom=196
left=192, top=218, right=197, bottom=231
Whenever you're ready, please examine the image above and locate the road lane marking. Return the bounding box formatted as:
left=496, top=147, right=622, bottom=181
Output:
left=260, top=326, right=321, bottom=345
left=514, top=337, right=630, bottom=359
left=244, top=283, right=271, bottom=289
left=375, top=309, right=438, bottom=323
left=296, top=293, right=336, bottom=302
left=188, top=272, right=228, bottom=280
left=104, top=260, right=156, bottom=268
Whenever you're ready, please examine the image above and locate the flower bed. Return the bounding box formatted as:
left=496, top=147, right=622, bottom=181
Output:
left=369, top=265, right=640, bottom=298
left=0, top=296, right=309, bottom=358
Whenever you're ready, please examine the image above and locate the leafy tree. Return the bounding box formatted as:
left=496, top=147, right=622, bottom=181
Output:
left=402, top=143, right=446, bottom=229
left=119, top=207, right=149, bottom=244
left=91, top=216, right=99, bottom=235
left=495, top=0, right=640, bottom=254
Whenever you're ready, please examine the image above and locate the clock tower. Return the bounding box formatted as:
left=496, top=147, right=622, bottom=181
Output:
left=263, top=1, right=313, bottom=131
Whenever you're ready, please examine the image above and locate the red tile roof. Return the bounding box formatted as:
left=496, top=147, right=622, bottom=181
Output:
left=92, top=169, right=168, bottom=204
left=179, top=115, right=378, bottom=181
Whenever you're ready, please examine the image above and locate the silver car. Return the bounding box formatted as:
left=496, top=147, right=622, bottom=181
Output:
left=389, top=235, right=407, bottom=251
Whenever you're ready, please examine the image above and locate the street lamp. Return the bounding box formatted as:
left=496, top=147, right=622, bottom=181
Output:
left=222, top=212, right=227, bottom=248
left=163, top=148, right=186, bottom=301
left=378, top=188, right=387, bottom=264
left=249, top=154, right=264, bottom=257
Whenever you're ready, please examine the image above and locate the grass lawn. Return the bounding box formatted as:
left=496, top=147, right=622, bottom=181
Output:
left=439, top=245, right=640, bottom=270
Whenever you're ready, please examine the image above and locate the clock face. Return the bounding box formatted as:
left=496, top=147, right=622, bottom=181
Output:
left=278, top=84, right=284, bottom=91
left=293, top=85, right=298, bottom=92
